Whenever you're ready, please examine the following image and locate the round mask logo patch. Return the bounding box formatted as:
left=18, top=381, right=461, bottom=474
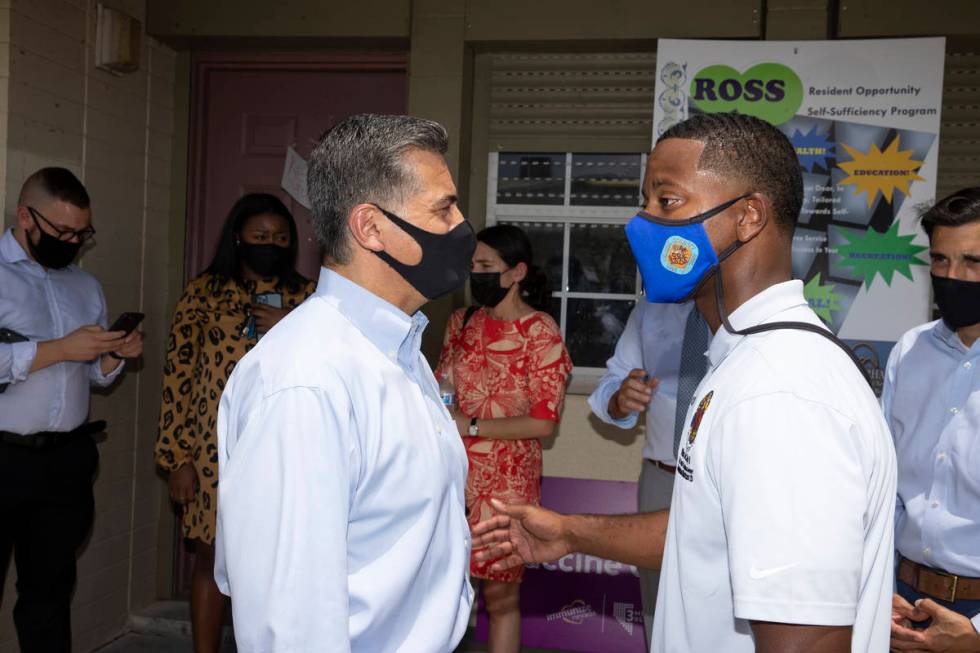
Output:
left=660, top=236, right=699, bottom=274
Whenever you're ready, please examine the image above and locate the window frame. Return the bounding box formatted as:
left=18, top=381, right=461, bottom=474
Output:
left=485, top=151, right=648, bottom=394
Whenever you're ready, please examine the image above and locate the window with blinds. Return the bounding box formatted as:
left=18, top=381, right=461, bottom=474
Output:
left=482, top=53, right=657, bottom=388
left=938, top=51, right=980, bottom=200
left=488, top=152, right=644, bottom=377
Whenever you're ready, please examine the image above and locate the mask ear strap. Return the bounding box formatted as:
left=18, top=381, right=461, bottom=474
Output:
left=637, top=193, right=751, bottom=227
left=373, top=204, right=430, bottom=240
left=678, top=238, right=745, bottom=303
left=673, top=196, right=753, bottom=302
left=714, top=264, right=738, bottom=335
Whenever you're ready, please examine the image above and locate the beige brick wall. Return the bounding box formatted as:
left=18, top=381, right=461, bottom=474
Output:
left=0, top=1, right=177, bottom=651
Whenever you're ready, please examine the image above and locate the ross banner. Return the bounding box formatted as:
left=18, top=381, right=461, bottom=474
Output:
left=474, top=476, right=646, bottom=652
left=653, top=38, right=946, bottom=394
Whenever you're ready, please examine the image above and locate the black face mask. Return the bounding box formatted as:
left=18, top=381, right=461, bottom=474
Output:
left=27, top=226, right=81, bottom=269
left=470, top=271, right=512, bottom=308
left=239, top=243, right=289, bottom=278
left=372, top=205, right=477, bottom=300
left=932, top=274, right=980, bottom=330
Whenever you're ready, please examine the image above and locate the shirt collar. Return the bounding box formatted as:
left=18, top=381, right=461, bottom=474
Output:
left=315, top=267, right=428, bottom=372
left=707, top=280, right=809, bottom=369
left=930, top=318, right=980, bottom=356
left=1, top=228, right=30, bottom=264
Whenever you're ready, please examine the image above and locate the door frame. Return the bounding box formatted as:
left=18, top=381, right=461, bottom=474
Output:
left=175, top=50, right=407, bottom=597
left=185, top=50, right=408, bottom=280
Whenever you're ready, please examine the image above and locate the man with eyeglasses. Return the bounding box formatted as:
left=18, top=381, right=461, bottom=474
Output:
left=0, top=167, right=142, bottom=652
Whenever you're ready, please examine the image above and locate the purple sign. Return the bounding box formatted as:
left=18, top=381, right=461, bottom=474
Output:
left=475, top=476, right=647, bottom=652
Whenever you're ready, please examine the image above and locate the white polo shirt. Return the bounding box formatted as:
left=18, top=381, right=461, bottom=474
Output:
left=651, top=281, right=896, bottom=653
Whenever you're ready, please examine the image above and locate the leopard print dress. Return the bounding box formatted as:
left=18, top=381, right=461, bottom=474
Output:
left=155, top=273, right=315, bottom=544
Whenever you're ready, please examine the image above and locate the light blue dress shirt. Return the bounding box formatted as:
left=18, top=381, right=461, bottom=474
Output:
left=215, top=267, right=472, bottom=653
left=587, top=300, right=694, bottom=463
left=883, top=319, right=980, bottom=593
left=0, top=228, right=122, bottom=435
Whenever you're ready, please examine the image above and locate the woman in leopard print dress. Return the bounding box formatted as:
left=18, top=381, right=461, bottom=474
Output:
left=155, top=193, right=315, bottom=652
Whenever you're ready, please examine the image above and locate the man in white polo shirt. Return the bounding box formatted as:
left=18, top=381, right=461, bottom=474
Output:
left=473, top=112, right=897, bottom=652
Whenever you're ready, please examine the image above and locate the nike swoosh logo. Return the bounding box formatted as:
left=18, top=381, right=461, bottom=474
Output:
left=748, top=562, right=799, bottom=580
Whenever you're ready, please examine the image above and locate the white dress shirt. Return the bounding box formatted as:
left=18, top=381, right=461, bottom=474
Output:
left=588, top=301, right=694, bottom=463
left=0, top=228, right=122, bottom=435
left=652, top=281, right=897, bottom=653
left=882, top=319, right=980, bottom=625
left=215, top=267, right=472, bottom=653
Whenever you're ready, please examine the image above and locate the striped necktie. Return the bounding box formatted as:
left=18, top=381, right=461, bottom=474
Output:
left=673, top=308, right=710, bottom=459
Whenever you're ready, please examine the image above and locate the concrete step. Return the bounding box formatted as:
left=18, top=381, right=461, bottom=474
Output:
left=112, top=601, right=561, bottom=653
left=125, top=601, right=235, bottom=652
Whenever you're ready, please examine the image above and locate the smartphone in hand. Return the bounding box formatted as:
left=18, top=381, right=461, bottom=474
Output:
left=253, top=292, right=283, bottom=309
left=250, top=293, right=283, bottom=339
left=109, top=311, right=145, bottom=335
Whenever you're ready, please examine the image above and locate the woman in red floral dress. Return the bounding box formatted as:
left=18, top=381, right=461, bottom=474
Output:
left=436, top=224, right=572, bottom=653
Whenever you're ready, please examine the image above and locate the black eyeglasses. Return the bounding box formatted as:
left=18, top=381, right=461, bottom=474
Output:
left=28, top=206, right=96, bottom=243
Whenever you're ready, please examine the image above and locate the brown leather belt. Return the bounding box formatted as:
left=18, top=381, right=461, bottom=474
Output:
left=651, top=460, right=676, bottom=475
left=898, top=556, right=980, bottom=602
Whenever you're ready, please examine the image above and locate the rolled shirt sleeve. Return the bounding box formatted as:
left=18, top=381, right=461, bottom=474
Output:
left=0, top=340, right=38, bottom=385
left=88, top=283, right=124, bottom=387
left=589, top=373, right=639, bottom=429
left=90, top=355, right=124, bottom=386
left=709, top=393, right=866, bottom=626
left=587, top=304, right=644, bottom=429
left=216, top=381, right=359, bottom=653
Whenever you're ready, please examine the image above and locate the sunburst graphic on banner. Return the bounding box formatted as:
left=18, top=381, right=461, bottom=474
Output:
left=803, top=273, right=843, bottom=324
left=837, top=137, right=924, bottom=208
left=791, top=126, right=836, bottom=173
left=836, top=222, right=928, bottom=289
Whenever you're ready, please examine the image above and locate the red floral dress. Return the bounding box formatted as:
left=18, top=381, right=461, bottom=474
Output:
left=436, top=307, right=572, bottom=582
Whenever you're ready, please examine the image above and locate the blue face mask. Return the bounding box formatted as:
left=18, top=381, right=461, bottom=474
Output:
left=625, top=194, right=748, bottom=303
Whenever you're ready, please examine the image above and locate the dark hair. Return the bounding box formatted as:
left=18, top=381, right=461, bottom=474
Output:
left=307, top=113, right=449, bottom=265
left=18, top=167, right=90, bottom=209
left=920, top=187, right=980, bottom=238
left=477, top=224, right=550, bottom=311
left=203, top=193, right=306, bottom=293
left=658, top=113, right=803, bottom=234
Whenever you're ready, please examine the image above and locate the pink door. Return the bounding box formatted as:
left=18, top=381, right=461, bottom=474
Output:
left=175, top=52, right=406, bottom=597
left=186, top=52, right=408, bottom=281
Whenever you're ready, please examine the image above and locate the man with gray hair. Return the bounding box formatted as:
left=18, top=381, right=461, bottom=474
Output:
left=215, top=114, right=477, bottom=652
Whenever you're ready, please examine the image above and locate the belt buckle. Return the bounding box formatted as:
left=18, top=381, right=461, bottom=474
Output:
left=933, top=569, right=959, bottom=603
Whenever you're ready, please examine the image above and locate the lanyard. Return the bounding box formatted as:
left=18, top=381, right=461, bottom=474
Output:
left=726, top=320, right=872, bottom=387
left=714, top=274, right=873, bottom=387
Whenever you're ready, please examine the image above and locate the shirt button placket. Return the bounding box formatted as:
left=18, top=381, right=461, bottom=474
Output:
left=45, top=275, right=66, bottom=429
left=925, top=444, right=952, bottom=563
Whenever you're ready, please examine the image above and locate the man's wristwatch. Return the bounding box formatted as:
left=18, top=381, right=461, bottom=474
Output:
left=468, top=417, right=480, bottom=436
